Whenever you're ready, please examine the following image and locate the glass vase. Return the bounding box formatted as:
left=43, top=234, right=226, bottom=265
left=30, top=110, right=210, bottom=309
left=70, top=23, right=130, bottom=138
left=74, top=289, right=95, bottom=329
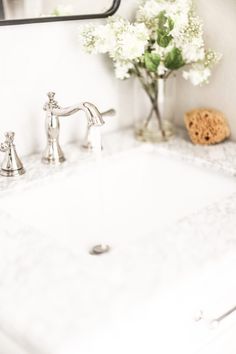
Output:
left=134, top=76, right=176, bottom=143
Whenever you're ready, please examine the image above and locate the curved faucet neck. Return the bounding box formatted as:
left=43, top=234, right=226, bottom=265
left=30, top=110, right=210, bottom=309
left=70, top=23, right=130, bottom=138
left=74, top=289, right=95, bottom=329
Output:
left=42, top=92, right=106, bottom=165
left=44, top=93, right=104, bottom=127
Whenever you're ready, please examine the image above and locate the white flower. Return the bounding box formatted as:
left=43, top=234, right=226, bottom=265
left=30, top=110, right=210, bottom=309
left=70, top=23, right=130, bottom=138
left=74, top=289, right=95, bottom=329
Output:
left=137, top=0, right=165, bottom=21
left=78, top=24, right=98, bottom=54
left=157, top=63, right=168, bottom=76
left=108, top=16, right=129, bottom=34
left=174, top=13, right=204, bottom=63
left=78, top=0, right=220, bottom=85
left=137, top=0, right=192, bottom=35
left=183, top=67, right=211, bottom=86
left=119, top=23, right=149, bottom=60
left=114, top=61, right=134, bottom=80
left=152, top=42, right=174, bottom=59
left=93, top=25, right=116, bottom=54
left=204, top=49, right=222, bottom=68
left=169, top=0, right=192, bottom=31
left=180, top=40, right=205, bottom=63
left=78, top=19, right=149, bottom=62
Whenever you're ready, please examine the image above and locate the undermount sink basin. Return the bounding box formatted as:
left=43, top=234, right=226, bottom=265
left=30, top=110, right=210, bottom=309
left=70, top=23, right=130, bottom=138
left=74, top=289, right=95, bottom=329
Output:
left=1, top=146, right=236, bottom=354
left=3, top=148, right=236, bottom=248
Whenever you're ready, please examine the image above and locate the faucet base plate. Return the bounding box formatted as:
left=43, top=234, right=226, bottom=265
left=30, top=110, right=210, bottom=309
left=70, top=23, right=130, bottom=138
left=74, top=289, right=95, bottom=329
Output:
left=0, top=168, right=25, bottom=177
left=41, top=156, right=66, bottom=165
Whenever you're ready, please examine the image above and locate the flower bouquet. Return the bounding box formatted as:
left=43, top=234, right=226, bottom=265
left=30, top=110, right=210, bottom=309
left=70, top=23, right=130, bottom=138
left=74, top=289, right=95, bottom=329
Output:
left=79, top=0, right=220, bottom=142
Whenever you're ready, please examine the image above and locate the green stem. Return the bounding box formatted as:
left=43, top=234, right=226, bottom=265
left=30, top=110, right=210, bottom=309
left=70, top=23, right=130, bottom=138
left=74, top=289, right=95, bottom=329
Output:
left=144, top=107, right=154, bottom=128
left=164, top=70, right=174, bottom=79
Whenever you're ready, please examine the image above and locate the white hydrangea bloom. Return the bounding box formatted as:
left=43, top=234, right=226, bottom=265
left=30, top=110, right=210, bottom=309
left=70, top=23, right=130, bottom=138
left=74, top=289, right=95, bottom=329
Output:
left=79, top=0, right=221, bottom=86
left=137, top=0, right=191, bottom=35
left=169, top=0, right=192, bottom=36
left=119, top=23, right=149, bottom=60
left=79, top=18, right=149, bottom=62
left=108, top=16, right=129, bottom=34
left=157, top=63, right=168, bottom=76
left=93, top=25, right=116, bottom=54
left=180, top=39, right=205, bottom=63
left=78, top=24, right=98, bottom=54
left=183, top=67, right=211, bottom=86
left=114, top=61, right=134, bottom=80
left=152, top=42, right=174, bottom=59
left=204, top=49, right=222, bottom=68
left=137, top=0, right=166, bottom=21
left=173, top=12, right=204, bottom=63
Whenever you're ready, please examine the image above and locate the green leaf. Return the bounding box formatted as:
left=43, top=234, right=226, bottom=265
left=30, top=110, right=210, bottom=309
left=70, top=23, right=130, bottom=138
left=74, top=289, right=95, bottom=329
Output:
left=164, top=48, right=185, bottom=70
left=157, top=33, right=172, bottom=48
left=156, top=11, right=174, bottom=48
left=144, top=52, right=161, bottom=73
left=157, top=11, right=175, bottom=32
left=168, top=17, right=174, bottom=31
left=158, top=11, right=167, bottom=30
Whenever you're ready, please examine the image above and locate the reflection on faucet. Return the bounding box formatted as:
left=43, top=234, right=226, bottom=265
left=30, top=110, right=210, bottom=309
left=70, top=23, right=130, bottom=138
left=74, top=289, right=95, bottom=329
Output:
left=42, top=92, right=106, bottom=165
left=0, top=0, right=5, bottom=19
left=2, top=0, right=43, bottom=20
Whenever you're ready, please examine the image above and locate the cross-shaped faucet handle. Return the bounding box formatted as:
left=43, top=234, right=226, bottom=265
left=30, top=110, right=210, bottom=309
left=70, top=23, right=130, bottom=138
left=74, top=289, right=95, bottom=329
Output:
left=48, top=92, right=56, bottom=101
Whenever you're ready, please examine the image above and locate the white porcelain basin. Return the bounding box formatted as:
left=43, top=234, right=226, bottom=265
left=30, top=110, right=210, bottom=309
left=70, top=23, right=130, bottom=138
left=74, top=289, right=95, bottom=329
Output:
left=3, top=148, right=236, bottom=248
left=1, top=147, right=236, bottom=354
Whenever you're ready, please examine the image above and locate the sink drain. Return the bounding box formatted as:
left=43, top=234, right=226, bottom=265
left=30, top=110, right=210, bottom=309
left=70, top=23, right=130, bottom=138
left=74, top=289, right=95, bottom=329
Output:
left=90, top=244, right=110, bottom=256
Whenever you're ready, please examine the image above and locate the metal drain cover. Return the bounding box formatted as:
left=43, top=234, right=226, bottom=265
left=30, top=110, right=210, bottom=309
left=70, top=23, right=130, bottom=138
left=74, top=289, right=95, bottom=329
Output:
left=90, top=244, right=110, bottom=255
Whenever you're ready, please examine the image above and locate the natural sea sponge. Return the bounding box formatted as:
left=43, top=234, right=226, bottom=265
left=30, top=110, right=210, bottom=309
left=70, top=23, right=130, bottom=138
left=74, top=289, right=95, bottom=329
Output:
left=184, top=108, right=230, bottom=145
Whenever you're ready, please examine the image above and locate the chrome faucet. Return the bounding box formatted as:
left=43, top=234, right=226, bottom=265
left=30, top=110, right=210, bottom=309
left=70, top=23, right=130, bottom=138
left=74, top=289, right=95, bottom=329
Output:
left=0, top=132, right=25, bottom=177
left=42, top=92, right=114, bottom=165
left=82, top=107, right=116, bottom=151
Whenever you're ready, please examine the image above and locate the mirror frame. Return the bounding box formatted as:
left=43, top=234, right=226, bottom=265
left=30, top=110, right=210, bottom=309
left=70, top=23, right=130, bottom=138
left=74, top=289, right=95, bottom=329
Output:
left=0, top=0, right=121, bottom=26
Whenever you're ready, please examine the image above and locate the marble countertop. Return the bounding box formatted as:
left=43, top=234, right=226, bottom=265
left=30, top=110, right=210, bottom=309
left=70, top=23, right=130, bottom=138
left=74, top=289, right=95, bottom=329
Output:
left=1, top=129, right=236, bottom=354
left=1, top=128, right=236, bottom=194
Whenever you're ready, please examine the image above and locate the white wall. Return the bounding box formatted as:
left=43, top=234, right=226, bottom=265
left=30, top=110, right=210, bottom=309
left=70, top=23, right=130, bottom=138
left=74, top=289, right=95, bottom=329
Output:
left=0, top=1, right=136, bottom=156
left=43, top=0, right=113, bottom=15
left=175, top=0, right=236, bottom=139
left=0, top=0, right=235, bottom=157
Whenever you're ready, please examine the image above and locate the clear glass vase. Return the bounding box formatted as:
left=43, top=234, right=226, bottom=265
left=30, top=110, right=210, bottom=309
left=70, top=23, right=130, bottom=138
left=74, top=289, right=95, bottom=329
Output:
left=134, top=76, right=176, bottom=143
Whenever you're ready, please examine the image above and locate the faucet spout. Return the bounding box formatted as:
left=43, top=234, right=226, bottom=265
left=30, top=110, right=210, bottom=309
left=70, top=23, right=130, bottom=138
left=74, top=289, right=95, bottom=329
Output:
left=44, top=92, right=104, bottom=127
left=51, top=102, right=105, bottom=127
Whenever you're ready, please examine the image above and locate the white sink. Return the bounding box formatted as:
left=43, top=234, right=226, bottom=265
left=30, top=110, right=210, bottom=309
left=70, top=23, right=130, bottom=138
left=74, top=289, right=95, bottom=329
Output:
left=1, top=147, right=236, bottom=354
left=3, top=148, right=236, bottom=249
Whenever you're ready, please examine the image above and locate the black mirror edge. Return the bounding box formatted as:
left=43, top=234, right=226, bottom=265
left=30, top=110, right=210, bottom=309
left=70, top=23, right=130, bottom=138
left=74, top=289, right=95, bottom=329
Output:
left=0, top=0, right=121, bottom=26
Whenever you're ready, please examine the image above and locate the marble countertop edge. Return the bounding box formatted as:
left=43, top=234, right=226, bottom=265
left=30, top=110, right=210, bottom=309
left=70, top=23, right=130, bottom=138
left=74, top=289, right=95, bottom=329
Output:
left=0, top=128, right=236, bottom=196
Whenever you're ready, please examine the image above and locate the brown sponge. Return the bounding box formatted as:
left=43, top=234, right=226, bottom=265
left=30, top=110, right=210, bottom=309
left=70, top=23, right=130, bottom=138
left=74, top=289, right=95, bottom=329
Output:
left=184, top=108, right=230, bottom=145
